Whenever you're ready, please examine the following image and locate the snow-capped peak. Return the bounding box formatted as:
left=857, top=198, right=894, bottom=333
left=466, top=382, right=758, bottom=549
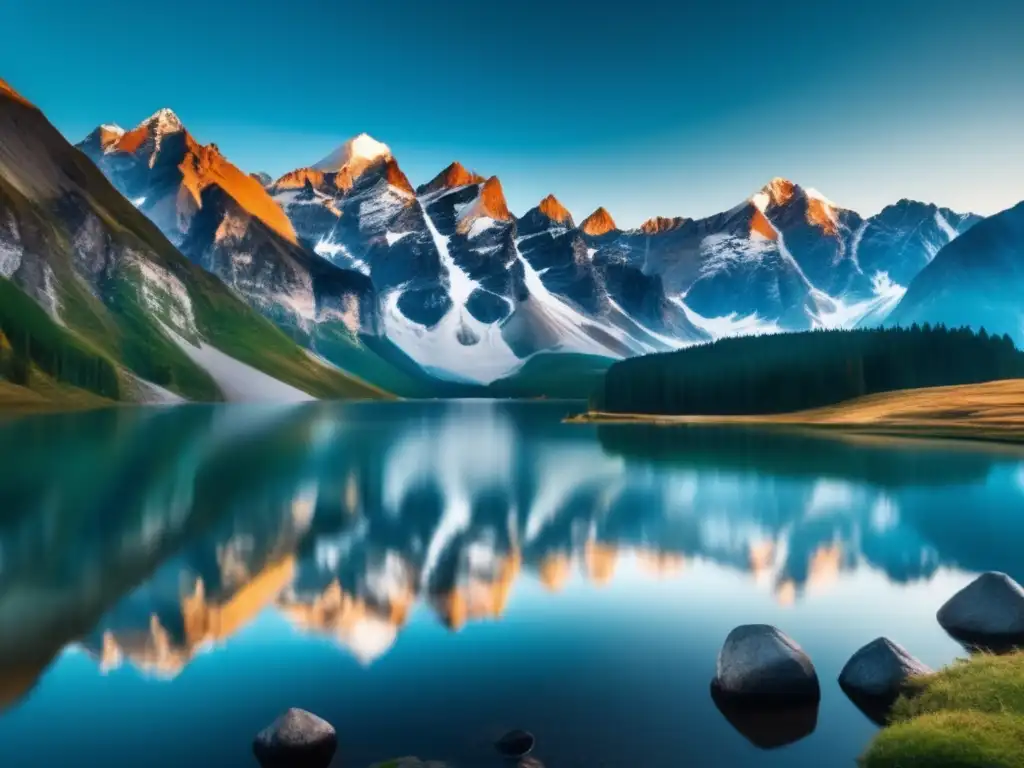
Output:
left=314, top=133, right=391, bottom=172
left=140, top=107, right=184, bottom=135
left=805, top=187, right=839, bottom=208
left=752, top=177, right=797, bottom=210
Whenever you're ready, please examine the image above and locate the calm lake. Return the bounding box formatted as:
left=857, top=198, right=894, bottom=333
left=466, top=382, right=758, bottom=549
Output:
left=0, top=400, right=1021, bottom=767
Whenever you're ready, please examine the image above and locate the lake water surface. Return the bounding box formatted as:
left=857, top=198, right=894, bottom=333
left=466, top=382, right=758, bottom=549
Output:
left=1, top=401, right=1022, bottom=768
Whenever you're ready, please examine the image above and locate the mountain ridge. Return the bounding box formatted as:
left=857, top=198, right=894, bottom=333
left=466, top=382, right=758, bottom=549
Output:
left=66, top=99, right=990, bottom=390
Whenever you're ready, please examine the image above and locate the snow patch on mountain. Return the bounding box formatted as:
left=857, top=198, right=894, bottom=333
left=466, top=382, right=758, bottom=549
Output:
left=314, top=133, right=391, bottom=172
left=464, top=217, right=497, bottom=239
left=167, top=329, right=314, bottom=402
left=674, top=298, right=783, bottom=340
left=385, top=230, right=412, bottom=246
left=123, top=372, right=187, bottom=404
left=420, top=201, right=478, bottom=305
left=382, top=291, right=521, bottom=385
left=809, top=272, right=906, bottom=330
left=805, top=187, right=840, bottom=208
left=933, top=210, right=958, bottom=242
left=314, top=238, right=370, bottom=275
left=849, top=221, right=868, bottom=271
left=699, top=233, right=774, bottom=276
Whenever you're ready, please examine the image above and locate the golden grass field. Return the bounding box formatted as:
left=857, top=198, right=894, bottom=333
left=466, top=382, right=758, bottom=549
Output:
left=571, top=379, right=1024, bottom=444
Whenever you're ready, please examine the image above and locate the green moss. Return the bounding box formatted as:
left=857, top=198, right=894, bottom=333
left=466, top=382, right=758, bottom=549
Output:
left=862, top=652, right=1024, bottom=768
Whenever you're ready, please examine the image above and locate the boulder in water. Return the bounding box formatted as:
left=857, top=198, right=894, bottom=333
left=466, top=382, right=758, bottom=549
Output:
left=253, top=708, right=337, bottom=768
left=937, top=572, right=1024, bottom=650
left=839, top=637, right=932, bottom=701
left=712, top=624, right=820, bottom=704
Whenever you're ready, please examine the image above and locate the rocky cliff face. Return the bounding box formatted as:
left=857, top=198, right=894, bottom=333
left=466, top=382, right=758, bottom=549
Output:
left=78, top=113, right=397, bottom=384
left=1, top=83, right=371, bottom=402
left=887, top=200, right=1024, bottom=341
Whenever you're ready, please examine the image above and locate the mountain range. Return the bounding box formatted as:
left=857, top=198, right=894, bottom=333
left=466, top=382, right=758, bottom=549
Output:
left=1, top=75, right=1019, bottom=402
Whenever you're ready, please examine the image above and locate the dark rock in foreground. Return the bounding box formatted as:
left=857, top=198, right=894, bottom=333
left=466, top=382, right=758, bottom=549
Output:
left=839, top=637, right=932, bottom=700
left=495, top=729, right=535, bottom=758
left=253, top=708, right=337, bottom=768
left=712, top=624, right=820, bottom=704
left=710, top=682, right=818, bottom=749
left=937, top=572, right=1024, bottom=651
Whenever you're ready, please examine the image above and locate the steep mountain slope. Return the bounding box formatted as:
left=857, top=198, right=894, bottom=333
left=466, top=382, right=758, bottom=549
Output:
left=887, top=200, right=1024, bottom=341
left=855, top=199, right=981, bottom=286
left=270, top=152, right=707, bottom=383
left=0, top=80, right=380, bottom=402
left=78, top=114, right=428, bottom=396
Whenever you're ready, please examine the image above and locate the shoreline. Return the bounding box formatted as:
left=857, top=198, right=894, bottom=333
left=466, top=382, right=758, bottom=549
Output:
left=567, top=378, right=1024, bottom=448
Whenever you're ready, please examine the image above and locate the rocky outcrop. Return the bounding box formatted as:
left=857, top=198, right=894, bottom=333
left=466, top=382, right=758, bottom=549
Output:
left=416, top=161, right=485, bottom=195
left=538, top=194, right=573, bottom=226
left=639, top=216, right=686, bottom=234
left=712, top=624, right=820, bottom=703
left=580, top=207, right=617, bottom=237
left=839, top=637, right=932, bottom=700
left=253, top=708, right=337, bottom=768
left=936, top=571, right=1024, bottom=649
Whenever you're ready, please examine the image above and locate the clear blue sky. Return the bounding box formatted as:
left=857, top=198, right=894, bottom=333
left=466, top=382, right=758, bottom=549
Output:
left=2, top=0, right=1022, bottom=226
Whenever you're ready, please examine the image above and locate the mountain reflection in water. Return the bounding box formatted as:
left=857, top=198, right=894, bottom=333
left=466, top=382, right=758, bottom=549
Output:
left=0, top=401, right=1022, bottom=765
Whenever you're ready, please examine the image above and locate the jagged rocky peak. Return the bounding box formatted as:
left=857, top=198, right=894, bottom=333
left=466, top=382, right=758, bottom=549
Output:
left=477, top=176, right=511, bottom=220
left=418, top=161, right=486, bottom=195
left=639, top=216, right=687, bottom=234
left=383, top=157, right=415, bottom=195
left=314, top=132, right=391, bottom=172
left=538, top=194, right=573, bottom=226
left=111, top=106, right=187, bottom=154
left=753, top=177, right=798, bottom=209
left=134, top=107, right=185, bottom=138
left=580, top=206, right=618, bottom=236
left=270, top=167, right=329, bottom=192
left=456, top=175, right=511, bottom=234
left=804, top=188, right=841, bottom=235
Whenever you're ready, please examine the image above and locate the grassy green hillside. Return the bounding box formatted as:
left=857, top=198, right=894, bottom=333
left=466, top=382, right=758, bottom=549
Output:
left=0, top=85, right=387, bottom=404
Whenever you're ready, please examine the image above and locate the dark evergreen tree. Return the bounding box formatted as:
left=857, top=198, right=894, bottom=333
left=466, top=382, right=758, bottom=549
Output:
left=593, top=326, right=1024, bottom=416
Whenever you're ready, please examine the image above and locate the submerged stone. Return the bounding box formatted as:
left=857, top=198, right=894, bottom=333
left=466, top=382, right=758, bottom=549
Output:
left=710, top=682, right=818, bottom=749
